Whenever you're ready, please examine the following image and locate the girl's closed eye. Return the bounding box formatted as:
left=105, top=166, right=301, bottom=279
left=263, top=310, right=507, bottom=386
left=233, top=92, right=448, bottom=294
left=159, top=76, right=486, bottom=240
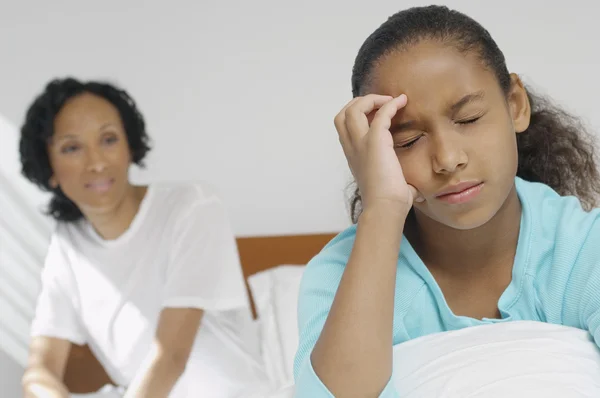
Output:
left=456, top=112, right=486, bottom=125
left=458, top=117, right=480, bottom=125
left=395, top=135, right=422, bottom=149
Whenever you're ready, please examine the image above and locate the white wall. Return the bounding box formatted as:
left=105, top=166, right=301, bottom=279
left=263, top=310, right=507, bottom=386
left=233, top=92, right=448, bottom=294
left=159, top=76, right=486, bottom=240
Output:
left=1, top=0, right=599, bottom=237
left=0, top=116, right=50, bottom=381
left=0, top=349, right=24, bottom=398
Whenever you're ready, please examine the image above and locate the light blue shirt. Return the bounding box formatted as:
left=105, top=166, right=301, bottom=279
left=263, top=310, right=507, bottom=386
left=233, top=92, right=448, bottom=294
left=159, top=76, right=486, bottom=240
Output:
left=293, top=177, right=600, bottom=397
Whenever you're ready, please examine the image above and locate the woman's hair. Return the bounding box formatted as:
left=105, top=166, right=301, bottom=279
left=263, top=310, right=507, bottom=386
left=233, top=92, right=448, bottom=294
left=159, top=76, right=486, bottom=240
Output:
left=348, top=5, right=600, bottom=222
left=20, top=77, right=151, bottom=222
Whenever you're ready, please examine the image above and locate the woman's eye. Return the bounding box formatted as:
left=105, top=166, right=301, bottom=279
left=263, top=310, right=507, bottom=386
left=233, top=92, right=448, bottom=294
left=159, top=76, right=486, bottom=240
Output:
left=61, top=145, right=79, bottom=154
left=103, top=135, right=118, bottom=144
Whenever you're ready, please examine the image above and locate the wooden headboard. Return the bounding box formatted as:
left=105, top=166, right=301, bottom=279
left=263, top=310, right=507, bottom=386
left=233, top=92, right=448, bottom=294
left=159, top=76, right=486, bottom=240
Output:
left=236, top=232, right=336, bottom=279
left=63, top=232, right=336, bottom=394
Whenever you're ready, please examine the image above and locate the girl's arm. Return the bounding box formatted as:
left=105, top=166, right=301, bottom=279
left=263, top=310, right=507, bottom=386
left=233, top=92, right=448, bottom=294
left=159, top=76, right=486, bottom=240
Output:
left=296, top=94, right=415, bottom=397
left=310, top=205, right=407, bottom=397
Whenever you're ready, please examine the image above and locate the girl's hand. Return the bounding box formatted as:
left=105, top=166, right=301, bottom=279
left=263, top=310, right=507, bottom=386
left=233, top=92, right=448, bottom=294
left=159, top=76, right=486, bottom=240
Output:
left=334, top=94, right=417, bottom=213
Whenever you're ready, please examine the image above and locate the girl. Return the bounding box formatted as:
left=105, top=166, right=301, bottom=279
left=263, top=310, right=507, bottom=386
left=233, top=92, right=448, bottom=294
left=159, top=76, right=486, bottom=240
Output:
left=294, top=5, right=600, bottom=398
left=19, top=78, right=264, bottom=397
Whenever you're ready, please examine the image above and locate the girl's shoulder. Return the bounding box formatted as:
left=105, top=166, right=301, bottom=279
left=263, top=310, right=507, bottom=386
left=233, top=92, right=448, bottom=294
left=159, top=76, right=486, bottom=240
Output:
left=516, top=177, right=600, bottom=286
left=515, top=177, right=599, bottom=241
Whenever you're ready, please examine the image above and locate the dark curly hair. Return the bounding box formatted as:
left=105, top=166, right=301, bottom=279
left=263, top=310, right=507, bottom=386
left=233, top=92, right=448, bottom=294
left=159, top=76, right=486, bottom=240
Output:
left=349, top=5, right=600, bottom=222
left=19, top=77, right=152, bottom=222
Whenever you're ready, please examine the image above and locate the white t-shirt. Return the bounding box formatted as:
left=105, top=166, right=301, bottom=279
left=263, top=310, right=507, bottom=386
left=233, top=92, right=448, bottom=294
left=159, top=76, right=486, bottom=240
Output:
left=30, top=182, right=265, bottom=395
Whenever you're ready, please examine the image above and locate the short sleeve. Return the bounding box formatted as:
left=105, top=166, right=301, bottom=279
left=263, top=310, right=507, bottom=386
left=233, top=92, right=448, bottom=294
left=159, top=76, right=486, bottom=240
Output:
left=30, top=231, right=86, bottom=345
left=162, top=194, right=248, bottom=311
left=293, top=229, right=399, bottom=398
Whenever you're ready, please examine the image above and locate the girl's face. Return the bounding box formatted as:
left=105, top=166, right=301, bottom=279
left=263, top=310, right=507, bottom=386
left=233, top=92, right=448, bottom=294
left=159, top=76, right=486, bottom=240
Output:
left=364, top=39, right=531, bottom=230
left=47, top=92, right=133, bottom=217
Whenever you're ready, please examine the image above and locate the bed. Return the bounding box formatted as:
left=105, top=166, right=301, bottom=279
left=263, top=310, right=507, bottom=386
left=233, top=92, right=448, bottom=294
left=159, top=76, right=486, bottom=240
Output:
left=61, top=231, right=600, bottom=398
left=63, top=232, right=336, bottom=395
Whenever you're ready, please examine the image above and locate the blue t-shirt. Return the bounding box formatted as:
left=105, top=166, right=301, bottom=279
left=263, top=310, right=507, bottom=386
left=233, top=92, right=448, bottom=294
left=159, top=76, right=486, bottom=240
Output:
left=293, top=177, right=600, bottom=397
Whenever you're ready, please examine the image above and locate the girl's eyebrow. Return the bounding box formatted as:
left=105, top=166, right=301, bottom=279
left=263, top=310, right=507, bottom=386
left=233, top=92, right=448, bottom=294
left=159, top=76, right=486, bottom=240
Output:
left=451, top=90, right=486, bottom=113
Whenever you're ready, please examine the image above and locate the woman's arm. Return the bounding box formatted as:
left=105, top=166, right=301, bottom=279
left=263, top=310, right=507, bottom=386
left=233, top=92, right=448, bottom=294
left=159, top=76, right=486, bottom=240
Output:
left=123, top=307, right=204, bottom=398
left=22, top=337, right=71, bottom=398
left=123, top=187, right=246, bottom=397
left=26, top=229, right=89, bottom=396
left=310, top=205, right=406, bottom=397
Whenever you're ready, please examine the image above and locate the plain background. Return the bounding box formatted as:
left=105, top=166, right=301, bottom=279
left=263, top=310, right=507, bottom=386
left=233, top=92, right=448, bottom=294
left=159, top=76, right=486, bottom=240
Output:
left=2, top=0, right=599, bottom=238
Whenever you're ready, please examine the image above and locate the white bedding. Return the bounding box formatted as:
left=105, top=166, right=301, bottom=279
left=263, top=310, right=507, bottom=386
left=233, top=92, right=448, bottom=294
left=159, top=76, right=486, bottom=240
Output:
left=270, top=321, right=600, bottom=398
left=248, top=264, right=305, bottom=390
left=74, top=264, right=600, bottom=397
left=249, top=265, right=600, bottom=397
left=70, top=386, right=123, bottom=398
left=393, top=321, right=600, bottom=397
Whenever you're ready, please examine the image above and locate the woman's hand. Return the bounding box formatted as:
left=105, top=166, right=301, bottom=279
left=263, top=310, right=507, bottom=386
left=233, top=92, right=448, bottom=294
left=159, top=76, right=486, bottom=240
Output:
left=334, top=94, right=417, bottom=213
left=22, top=337, right=71, bottom=398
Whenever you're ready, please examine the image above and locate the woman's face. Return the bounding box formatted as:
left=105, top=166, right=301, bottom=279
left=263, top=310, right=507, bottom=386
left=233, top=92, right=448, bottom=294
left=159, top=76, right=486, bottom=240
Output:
left=364, top=40, right=530, bottom=230
left=47, top=92, right=133, bottom=217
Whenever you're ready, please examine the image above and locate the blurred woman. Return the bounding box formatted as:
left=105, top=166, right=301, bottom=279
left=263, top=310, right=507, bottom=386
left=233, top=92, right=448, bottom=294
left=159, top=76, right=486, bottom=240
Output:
left=20, top=77, right=264, bottom=397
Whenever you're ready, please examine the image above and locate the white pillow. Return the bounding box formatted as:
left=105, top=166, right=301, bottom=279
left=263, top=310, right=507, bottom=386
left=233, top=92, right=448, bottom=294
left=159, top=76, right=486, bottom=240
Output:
left=392, top=321, right=600, bottom=397
left=274, top=321, right=600, bottom=397
left=248, top=265, right=305, bottom=390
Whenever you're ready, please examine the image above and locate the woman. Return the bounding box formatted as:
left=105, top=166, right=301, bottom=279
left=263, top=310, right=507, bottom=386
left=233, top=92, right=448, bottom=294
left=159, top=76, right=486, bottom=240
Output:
left=20, top=78, right=264, bottom=397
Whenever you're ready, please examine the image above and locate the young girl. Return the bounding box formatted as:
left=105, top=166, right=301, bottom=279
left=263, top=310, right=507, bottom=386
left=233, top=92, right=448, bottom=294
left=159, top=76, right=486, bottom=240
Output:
left=19, top=78, right=264, bottom=397
left=294, top=5, right=600, bottom=398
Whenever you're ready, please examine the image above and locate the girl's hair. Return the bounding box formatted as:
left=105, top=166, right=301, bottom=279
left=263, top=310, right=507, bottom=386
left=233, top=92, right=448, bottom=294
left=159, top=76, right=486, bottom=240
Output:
left=348, top=5, right=600, bottom=222
left=19, top=77, right=151, bottom=222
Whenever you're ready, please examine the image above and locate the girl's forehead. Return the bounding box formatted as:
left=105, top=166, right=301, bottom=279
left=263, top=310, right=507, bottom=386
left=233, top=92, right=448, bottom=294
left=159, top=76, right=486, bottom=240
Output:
left=366, top=41, right=495, bottom=101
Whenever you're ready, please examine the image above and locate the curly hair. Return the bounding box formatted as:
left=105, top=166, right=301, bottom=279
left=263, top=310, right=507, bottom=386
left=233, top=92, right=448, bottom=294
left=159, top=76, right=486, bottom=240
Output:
left=348, top=5, right=600, bottom=222
left=19, top=77, right=152, bottom=222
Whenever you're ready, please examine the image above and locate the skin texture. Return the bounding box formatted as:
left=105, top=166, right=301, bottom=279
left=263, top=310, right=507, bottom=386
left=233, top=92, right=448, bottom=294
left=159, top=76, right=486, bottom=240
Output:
left=310, top=39, right=531, bottom=397
left=368, top=41, right=531, bottom=319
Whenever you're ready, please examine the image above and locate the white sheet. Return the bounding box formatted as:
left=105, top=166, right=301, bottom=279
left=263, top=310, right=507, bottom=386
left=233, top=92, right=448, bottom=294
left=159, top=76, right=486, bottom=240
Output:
left=273, top=321, right=600, bottom=398
left=71, top=385, right=123, bottom=398
left=248, top=265, right=305, bottom=391
left=392, top=321, right=600, bottom=397
left=70, top=318, right=268, bottom=398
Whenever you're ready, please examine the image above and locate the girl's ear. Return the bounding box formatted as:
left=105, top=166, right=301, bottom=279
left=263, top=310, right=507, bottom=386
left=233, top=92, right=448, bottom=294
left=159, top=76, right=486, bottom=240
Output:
left=508, top=73, right=531, bottom=134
